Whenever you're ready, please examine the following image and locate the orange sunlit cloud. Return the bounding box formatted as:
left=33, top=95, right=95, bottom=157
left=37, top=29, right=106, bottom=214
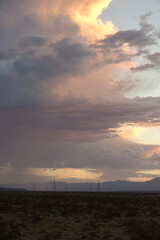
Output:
left=24, top=168, right=102, bottom=181
left=0, top=163, right=13, bottom=172
left=37, top=0, right=116, bottom=40
left=144, top=146, right=160, bottom=158
left=127, top=177, right=153, bottom=182
left=119, top=124, right=143, bottom=141
left=119, top=123, right=160, bottom=146
left=136, top=169, right=160, bottom=176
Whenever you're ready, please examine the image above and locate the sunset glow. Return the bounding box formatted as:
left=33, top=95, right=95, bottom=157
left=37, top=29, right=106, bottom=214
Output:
left=120, top=125, right=160, bottom=146
left=25, top=168, right=102, bottom=181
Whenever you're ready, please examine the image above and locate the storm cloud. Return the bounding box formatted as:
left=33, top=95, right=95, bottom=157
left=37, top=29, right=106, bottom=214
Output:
left=0, top=0, right=160, bottom=183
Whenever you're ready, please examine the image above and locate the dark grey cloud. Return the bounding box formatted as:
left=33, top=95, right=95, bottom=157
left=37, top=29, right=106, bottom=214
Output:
left=0, top=115, right=158, bottom=172
left=99, top=29, right=156, bottom=49
left=0, top=49, right=16, bottom=60
left=0, top=140, right=147, bottom=183
left=13, top=54, right=62, bottom=78
left=131, top=52, right=160, bottom=72
left=0, top=37, right=95, bottom=107
left=130, top=63, right=155, bottom=72
left=0, top=96, right=159, bottom=144
left=89, top=13, right=159, bottom=71
left=14, top=38, right=94, bottom=79
left=105, top=52, right=131, bottom=64
left=0, top=9, right=158, bottom=108
left=132, top=49, right=149, bottom=57
left=0, top=1, right=80, bottom=49
left=53, top=38, right=95, bottom=59
left=147, top=52, right=160, bottom=65
left=19, top=36, right=48, bottom=48
left=0, top=0, right=160, bottom=183
left=139, top=12, right=154, bottom=32
left=98, top=13, right=156, bottom=50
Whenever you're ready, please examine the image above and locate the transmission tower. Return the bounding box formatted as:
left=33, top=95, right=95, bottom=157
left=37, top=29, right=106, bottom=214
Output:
left=32, top=183, right=36, bottom=191
left=52, top=179, right=56, bottom=192
left=97, top=180, right=101, bottom=192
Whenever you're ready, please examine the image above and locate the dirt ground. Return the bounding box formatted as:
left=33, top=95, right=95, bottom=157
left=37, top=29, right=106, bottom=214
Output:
left=1, top=191, right=160, bottom=240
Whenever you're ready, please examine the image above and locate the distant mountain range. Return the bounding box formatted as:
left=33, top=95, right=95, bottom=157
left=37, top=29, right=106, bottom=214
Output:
left=1, top=178, right=160, bottom=192
left=0, top=187, right=27, bottom=191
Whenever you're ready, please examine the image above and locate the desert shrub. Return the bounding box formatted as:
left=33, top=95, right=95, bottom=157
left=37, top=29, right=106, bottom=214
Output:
left=102, top=204, right=118, bottom=219
left=0, top=221, right=21, bottom=240
left=129, top=237, right=140, bottom=240
left=39, top=234, right=50, bottom=240
left=31, top=211, right=42, bottom=222
left=114, top=237, right=123, bottom=240
left=102, top=231, right=112, bottom=240
left=126, top=219, right=160, bottom=240
left=125, top=206, right=139, bottom=217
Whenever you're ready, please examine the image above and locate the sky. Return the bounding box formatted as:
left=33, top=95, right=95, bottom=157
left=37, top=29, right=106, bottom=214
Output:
left=0, top=0, right=160, bottom=184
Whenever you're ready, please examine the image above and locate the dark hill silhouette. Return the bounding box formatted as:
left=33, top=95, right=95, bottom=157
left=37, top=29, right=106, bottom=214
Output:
left=0, top=187, right=27, bottom=191
left=1, top=178, right=160, bottom=192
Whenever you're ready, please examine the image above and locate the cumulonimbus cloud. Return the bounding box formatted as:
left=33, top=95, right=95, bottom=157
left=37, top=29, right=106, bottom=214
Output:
left=0, top=0, right=160, bottom=183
